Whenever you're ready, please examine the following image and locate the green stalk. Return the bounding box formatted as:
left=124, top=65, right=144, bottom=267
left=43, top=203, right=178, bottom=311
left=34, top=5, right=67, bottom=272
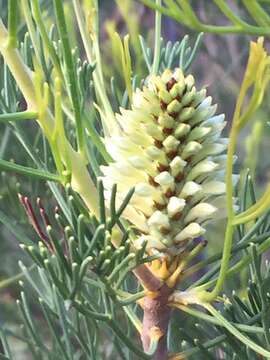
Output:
left=39, top=300, right=70, bottom=360
left=213, top=0, right=250, bottom=27
left=242, top=0, right=270, bottom=27
left=0, top=158, right=61, bottom=182
left=0, top=265, right=35, bottom=291
left=196, top=23, right=270, bottom=35
left=108, top=253, right=136, bottom=282
left=204, top=303, right=270, bottom=358
left=21, top=0, right=41, bottom=60
left=196, top=237, right=270, bottom=292
left=109, top=320, right=153, bottom=359
left=83, top=113, right=112, bottom=163
left=123, top=306, right=143, bottom=333
left=31, top=0, right=62, bottom=77
left=53, top=0, right=85, bottom=154
left=233, top=186, right=270, bottom=224
left=151, top=0, right=162, bottom=75
left=182, top=230, right=270, bottom=280
left=0, top=20, right=37, bottom=110
left=0, top=19, right=100, bottom=217
left=0, top=111, right=37, bottom=122
left=199, top=123, right=238, bottom=302
left=138, top=0, right=270, bottom=35
left=251, top=245, right=270, bottom=348
left=164, top=0, right=185, bottom=21
left=72, top=0, right=118, bottom=136
left=177, top=0, right=201, bottom=27
left=117, top=290, right=146, bottom=306
left=7, top=0, right=18, bottom=48
left=174, top=303, right=266, bottom=335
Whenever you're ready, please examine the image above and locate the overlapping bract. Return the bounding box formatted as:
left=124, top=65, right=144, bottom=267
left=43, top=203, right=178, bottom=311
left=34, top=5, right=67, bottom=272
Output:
left=101, top=68, right=230, bottom=255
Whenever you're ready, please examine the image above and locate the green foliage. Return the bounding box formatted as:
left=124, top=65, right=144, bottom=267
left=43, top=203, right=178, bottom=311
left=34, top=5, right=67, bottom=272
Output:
left=137, top=0, right=270, bottom=35
left=0, top=1, right=270, bottom=359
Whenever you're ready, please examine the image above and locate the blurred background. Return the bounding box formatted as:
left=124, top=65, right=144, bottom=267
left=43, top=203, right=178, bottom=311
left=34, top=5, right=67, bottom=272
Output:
left=0, top=0, right=270, bottom=358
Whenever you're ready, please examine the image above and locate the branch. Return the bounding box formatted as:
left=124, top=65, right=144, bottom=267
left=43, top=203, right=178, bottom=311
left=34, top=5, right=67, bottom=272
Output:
left=0, top=19, right=99, bottom=217
left=133, top=264, right=163, bottom=292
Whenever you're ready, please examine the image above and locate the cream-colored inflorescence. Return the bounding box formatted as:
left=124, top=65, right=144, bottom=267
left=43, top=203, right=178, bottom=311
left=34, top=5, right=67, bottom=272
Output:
left=101, top=68, right=230, bottom=255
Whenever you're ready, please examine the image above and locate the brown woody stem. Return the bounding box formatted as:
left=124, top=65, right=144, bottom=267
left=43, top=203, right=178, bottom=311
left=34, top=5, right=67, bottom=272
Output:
left=133, top=264, right=163, bottom=292
left=141, top=283, right=173, bottom=360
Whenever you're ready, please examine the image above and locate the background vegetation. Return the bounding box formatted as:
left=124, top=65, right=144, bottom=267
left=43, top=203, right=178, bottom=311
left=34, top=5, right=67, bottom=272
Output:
left=1, top=1, right=270, bottom=359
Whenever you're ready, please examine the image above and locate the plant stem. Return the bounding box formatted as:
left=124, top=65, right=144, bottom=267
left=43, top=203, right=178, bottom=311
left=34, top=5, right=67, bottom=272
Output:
left=0, top=158, right=61, bottom=182
left=213, top=0, right=251, bottom=27
left=21, top=0, right=40, bottom=61
left=109, top=319, right=152, bottom=359
left=72, top=0, right=118, bottom=136
left=0, top=111, right=37, bottom=122
left=233, top=185, right=270, bottom=224
left=0, top=265, right=36, bottom=291
left=182, top=230, right=270, bottom=280
left=152, top=0, right=162, bottom=75
left=8, top=0, right=18, bottom=48
left=195, top=236, right=270, bottom=292
left=53, top=0, right=85, bottom=154
left=138, top=0, right=270, bottom=35
left=0, top=20, right=37, bottom=110
left=141, top=284, right=173, bottom=360
left=204, top=303, right=270, bottom=358
left=133, top=264, right=162, bottom=292
left=199, top=123, right=238, bottom=302
left=31, top=0, right=62, bottom=77
left=0, top=19, right=100, bottom=217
